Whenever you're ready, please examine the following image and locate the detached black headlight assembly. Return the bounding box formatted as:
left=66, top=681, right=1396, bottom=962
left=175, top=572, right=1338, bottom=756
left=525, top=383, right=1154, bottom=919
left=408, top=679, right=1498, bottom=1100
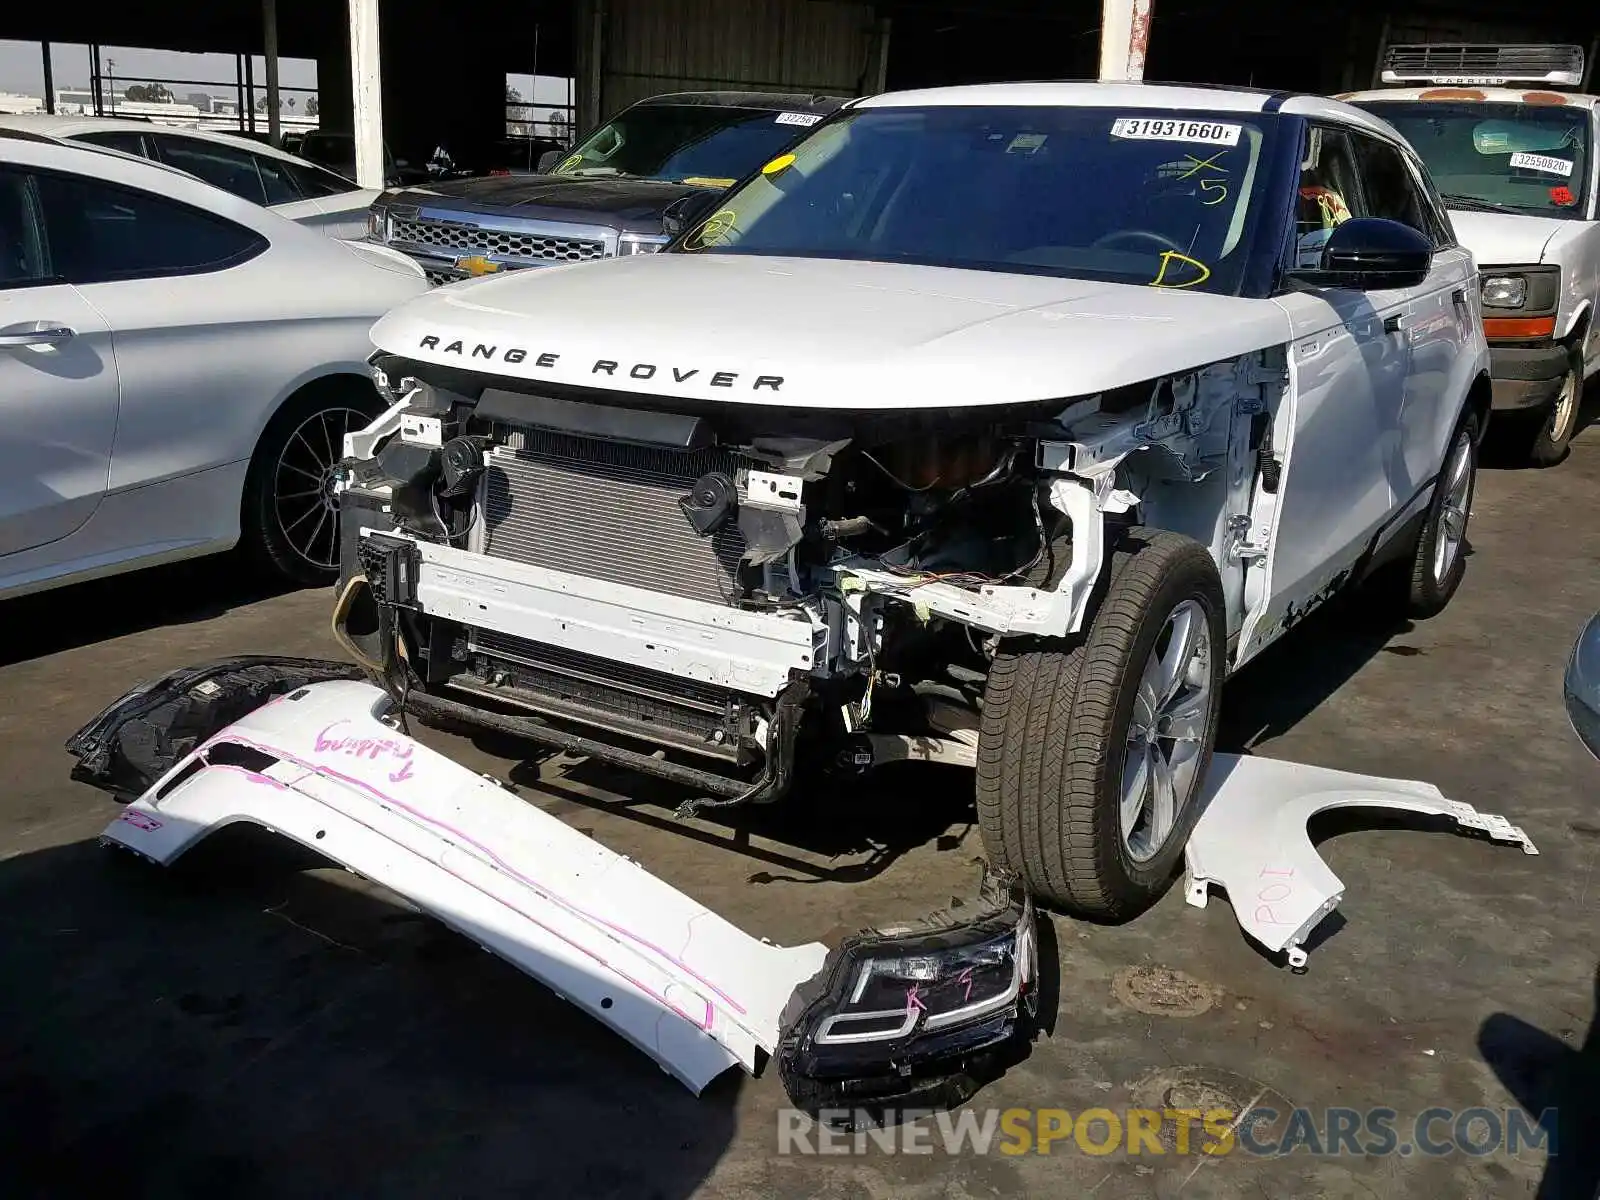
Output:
left=777, top=867, right=1039, bottom=1112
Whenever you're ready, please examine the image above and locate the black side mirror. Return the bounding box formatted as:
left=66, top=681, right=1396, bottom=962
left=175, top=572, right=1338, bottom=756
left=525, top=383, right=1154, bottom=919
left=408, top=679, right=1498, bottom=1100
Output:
left=1565, top=611, right=1600, bottom=760
left=1292, top=217, right=1433, bottom=291
left=537, top=149, right=563, bottom=173
left=662, top=190, right=721, bottom=238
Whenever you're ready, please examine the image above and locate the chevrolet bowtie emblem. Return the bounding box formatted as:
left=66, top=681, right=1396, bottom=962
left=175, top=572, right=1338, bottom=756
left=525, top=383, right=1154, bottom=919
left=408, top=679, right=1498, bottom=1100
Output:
left=455, top=255, right=503, bottom=277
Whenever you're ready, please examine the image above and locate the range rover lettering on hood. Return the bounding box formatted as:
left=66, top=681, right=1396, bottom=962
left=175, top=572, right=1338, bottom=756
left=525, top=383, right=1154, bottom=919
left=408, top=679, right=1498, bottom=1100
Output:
left=416, top=334, right=784, bottom=392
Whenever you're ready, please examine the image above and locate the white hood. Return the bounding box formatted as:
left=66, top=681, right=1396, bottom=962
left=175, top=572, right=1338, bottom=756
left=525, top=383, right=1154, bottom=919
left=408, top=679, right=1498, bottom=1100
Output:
left=369, top=254, right=1291, bottom=410
left=1447, top=209, right=1570, bottom=269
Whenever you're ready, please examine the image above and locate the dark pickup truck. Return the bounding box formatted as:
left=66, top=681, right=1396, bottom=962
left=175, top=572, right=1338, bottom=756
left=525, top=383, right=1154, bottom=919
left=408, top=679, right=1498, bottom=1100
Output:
left=364, top=90, right=845, bottom=286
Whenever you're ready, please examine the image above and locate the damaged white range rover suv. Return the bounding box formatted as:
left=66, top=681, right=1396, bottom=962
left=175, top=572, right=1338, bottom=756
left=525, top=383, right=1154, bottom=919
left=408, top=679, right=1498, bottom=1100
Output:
left=325, top=83, right=1491, bottom=920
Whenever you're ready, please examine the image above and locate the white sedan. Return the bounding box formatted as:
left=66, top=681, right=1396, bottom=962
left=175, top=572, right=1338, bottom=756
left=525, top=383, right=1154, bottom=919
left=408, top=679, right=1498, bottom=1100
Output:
left=0, top=114, right=381, bottom=239
left=0, top=128, right=429, bottom=597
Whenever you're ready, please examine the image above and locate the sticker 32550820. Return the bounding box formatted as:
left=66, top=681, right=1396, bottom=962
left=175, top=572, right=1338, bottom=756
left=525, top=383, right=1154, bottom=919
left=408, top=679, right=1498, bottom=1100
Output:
left=1509, top=152, right=1573, bottom=178
left=1111, top=117, right=1242, bottom=147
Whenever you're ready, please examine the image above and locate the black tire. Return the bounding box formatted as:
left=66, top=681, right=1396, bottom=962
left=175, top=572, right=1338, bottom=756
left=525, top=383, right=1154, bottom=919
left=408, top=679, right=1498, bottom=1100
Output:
left=976, top=530, right=1226, bottom=920
left=1402, top=409, right=1479, bottom=620
left=1498, top=344, right=1582, bottom=468
left=241, top=379, right=382, bottom=588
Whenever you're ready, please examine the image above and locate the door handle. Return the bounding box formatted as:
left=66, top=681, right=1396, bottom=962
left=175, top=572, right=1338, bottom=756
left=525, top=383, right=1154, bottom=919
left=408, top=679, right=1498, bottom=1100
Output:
left=1383, top=313, right=1408, bottom=335
left=0, top=325, right=76, bottom=348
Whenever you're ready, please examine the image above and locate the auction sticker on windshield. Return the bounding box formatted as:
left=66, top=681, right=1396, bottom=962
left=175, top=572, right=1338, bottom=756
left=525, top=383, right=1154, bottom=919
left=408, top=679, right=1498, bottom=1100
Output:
left=1111, top=118, right=1241, bottom=147
left=775, top=112, right=822, bottom=127
left=1508, top=152, right=1574, bottom=178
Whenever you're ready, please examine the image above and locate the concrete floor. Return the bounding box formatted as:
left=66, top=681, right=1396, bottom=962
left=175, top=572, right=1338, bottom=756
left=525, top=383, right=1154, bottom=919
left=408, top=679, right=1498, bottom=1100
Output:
left=2, top=425, right=1598, bottom=1200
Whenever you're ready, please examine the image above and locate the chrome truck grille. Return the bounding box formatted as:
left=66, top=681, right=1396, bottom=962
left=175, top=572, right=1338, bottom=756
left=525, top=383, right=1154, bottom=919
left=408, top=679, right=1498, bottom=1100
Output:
left=480, top=433, right=746, bottom=605
left=390, top=217, right=607, bottom=265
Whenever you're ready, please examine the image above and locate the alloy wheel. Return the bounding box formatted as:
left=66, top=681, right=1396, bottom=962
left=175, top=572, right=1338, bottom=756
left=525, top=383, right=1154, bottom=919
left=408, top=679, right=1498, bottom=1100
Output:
left=1432, top=428, right=1474, bottom=585
left=1121, top=599, right=1213, bottom=863
left=272, top=406, right=365, bottom=572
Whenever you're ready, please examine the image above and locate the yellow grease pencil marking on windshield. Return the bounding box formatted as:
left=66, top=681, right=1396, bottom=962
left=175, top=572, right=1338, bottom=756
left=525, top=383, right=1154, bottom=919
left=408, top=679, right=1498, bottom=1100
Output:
left=762, top=153, right=797, bottom=176
left=1150, top=250, right=1212, bottom=289
left=1178, top=151, right=1228, bottom=179
left=689, top=209, right=738, bottom=249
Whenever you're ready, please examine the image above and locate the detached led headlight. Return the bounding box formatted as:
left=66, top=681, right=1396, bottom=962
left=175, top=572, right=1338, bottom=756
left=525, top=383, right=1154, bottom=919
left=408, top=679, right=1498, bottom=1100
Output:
left=777, top=867, right=1038, bottom=1114
left=618, top=232, right=670, bottom=255
left=1481, top=275, right=1527, bottom=309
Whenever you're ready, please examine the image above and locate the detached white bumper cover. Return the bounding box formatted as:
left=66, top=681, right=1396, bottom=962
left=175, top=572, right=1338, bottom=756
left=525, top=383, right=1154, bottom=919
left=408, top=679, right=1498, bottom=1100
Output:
left=68, top=661, right=1038, bottom=1106
left=100, top=678, right=827, bottom=1094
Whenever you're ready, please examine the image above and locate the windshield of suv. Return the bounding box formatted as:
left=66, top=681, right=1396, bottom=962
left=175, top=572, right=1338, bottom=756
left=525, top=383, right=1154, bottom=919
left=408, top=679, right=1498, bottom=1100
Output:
left=551, top=103, right=825, bottom=186
left=673, top=106, right=1277, bottom=294
left=1357, top=101, right=1589, bottom=218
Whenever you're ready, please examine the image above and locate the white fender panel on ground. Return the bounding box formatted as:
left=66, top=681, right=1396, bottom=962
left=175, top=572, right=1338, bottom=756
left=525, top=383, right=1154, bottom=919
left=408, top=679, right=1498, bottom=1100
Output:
left=1184, top=753, right=1538, bottom=969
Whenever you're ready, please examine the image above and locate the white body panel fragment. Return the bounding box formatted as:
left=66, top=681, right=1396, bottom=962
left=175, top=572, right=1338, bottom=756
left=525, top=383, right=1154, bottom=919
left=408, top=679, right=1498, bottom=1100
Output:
left=100, top=680, right=828, bottom=1094
left=1183, top=754, right=1538, bottom=969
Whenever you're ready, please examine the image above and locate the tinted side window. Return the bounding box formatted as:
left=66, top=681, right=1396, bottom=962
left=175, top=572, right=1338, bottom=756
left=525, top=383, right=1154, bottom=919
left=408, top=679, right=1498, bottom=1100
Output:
left=31, top=170, right=267, bottom=284
left=72, top=131, right=151, bottom=158
left=252, top=153, right=300, bottom=206
left=283, top=158, right=360, bottom=198
left=151, top=135, right=268, bottom=206
left=1349, top=133, right=1433, bottom=238
left=1294, top=126, right=1368, bottom=268
left=0, top=170, right=50, bottom=287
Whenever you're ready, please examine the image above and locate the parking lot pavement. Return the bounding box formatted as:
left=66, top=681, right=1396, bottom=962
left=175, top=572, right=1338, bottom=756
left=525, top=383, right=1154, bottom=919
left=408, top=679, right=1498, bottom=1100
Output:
left=2, top=425, right=1598, bottom=1200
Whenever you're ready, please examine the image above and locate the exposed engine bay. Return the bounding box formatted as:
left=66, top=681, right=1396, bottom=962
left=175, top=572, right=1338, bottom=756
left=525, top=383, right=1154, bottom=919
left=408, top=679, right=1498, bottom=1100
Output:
left=328, top=348, right=1284, bottom=806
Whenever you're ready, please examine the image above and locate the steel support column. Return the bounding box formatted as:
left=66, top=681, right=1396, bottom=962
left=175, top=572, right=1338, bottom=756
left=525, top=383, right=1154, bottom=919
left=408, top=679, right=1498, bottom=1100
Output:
left=349, top=0, right=385, bottom=188
left=263, top=0, right=282, bottom=145
left=1098, top=0, right=1151, bottom=82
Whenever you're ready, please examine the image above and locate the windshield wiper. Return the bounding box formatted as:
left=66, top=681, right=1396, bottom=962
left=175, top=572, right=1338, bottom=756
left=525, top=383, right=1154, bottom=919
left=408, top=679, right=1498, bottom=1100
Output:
left=1440, top=193, right=1523, bottom=215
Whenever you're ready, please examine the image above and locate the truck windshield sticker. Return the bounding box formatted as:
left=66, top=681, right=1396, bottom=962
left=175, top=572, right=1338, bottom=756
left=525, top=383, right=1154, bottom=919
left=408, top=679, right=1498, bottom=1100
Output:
left=1007, top=133, right=1048, bottom=155
left=775, top=112, right=822, bottom=127
left=1509, top=151, right=1574, bottom=177
left=1111, top=118, right=1242, bottom=147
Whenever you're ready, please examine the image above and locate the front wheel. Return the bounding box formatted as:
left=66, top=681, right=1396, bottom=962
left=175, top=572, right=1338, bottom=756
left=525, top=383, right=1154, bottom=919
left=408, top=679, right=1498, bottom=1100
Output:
left=242, top=381, right=381, bottom=587
left=976, top=531, right=1226, bottom=920
left=1501, top=346, right=1583, bottom=468
left=1403, top=410, right=1479, bottom=619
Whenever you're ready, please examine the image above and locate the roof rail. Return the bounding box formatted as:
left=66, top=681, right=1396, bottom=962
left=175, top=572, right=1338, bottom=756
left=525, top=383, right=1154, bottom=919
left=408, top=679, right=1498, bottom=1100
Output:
left=1381, top=43, right=1585, bottom=89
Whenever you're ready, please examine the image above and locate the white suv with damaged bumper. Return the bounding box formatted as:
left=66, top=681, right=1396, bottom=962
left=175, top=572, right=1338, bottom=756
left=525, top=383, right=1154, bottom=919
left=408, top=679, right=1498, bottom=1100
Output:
left=319, top=83, right=1489, bottom=922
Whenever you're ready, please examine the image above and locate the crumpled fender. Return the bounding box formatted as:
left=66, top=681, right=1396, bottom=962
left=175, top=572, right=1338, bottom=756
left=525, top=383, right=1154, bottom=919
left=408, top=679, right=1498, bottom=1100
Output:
left=1184, top=753, right=1539, bottom=969
left=98, top=678, right=829, bottom=1095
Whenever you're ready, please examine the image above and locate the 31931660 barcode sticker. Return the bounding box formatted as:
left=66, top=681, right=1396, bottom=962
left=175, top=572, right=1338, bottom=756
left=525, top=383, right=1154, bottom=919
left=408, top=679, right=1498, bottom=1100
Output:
left=1110, top=117, right=1242, bottom=147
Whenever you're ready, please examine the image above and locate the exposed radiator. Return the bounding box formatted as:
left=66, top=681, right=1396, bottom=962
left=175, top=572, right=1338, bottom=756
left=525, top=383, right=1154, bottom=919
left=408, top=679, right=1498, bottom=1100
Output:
left=464, top=627, right=746, bottom=757
left=480, top=432, right=746, bottom=605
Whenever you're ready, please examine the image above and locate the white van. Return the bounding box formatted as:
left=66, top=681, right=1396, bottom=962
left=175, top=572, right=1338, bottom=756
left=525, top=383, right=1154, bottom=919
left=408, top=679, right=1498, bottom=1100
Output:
left=1343, top=44, right=1599, bottom=465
